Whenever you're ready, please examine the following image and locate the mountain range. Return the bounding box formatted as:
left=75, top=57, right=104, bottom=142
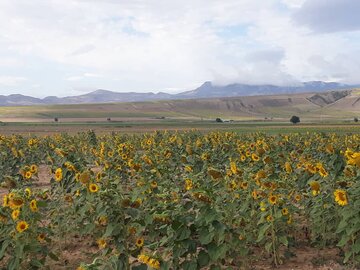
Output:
left=1, top=81, right=359, bottom=106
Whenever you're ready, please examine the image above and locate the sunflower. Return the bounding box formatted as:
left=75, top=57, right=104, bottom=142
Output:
left=79, top=171, right=90, bottom=185
left=309, top=181, right=320, bottom=196
left=30, top=199, right=38, bottom=212
left=138, top=254, right=150, bottom=264
left=240, top=155, right=246, bottom=162
left=268, top=195, right=277, bottom=205
left=136, top=237, right=144, bottom=248
left=55, top=168, right=63, bottom=182
left=97, top=238, right=107, bottom=249
left=89, top=183, right=99, bottom=193
left=16, top=220, right=29, bottom=233
left=318, top=167, right=328, bottom=177
left=30, top=165, right=38, bottom=174
left=240, top=181, right=248, bottom=190
left=334, top=189, right=348, bottom=206
left=185, top=179, right=193, bottom=191
left=285, top=162, right=292, bottom=173
left=150, top=181, right=158, bottom=189
left=3, top=195, right=9, bottom=207
left=64, top=195, right=73, bottom=203
left=252, top=190, right=258, bottom=200
left=184, top=166, right=193, bottom=172
left=96, top=172, right=103, bottom=182
left=230, top=162, right=237, bottom=174
left=98, top=216, right=108, bottom=226
left=281, top=208, right=289, bottom=216
left=148, top=258, right=160, bottom=269
left=9, top=197, right=24, bottom=209
left=25, top=171, right=32, bottom=179
left=294, top=194, right=301, bottom=202
left=24, top=188, right=32, bottom=198
left=37, top=233, right=46, bottom=243
left=251, top=153, right=260, bottom=161
left=0, top=214, right=7, bottom=223
left=266, top=215, right=274, bottom=222
left=260, top=201, right=266, bottom=212
left=11, top=209, right=20, bottom=220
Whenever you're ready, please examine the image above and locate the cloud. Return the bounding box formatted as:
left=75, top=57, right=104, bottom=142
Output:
left=66, top=73, right=104, bottom=81
left=293, top=0, right=360, bottom=33
left=0, top=76, right=27, bottom=86
left=244, top=49, right=285, bottom=64
left=0, top=0, right=359, bottom=97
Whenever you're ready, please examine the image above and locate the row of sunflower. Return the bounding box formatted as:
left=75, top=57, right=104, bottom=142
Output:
left=0, top=130, right=360, bottom=269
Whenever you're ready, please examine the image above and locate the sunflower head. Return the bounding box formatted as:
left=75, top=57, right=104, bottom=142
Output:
left=37, top=233, right=46, bottom=243
left=25, top=171, right=32, bottom=179
left=55, top=168, right=63, bottom=182
left=89, top=183, right=99, bottom=193
left=252, top=153, right=260, bottom=161
left=30, top=199, right=38, bottom=212
left=11, top=209, right=20, bottom=220
left=268, top=195, right=277, bottom=205
left=266, top=215, right=274, bottom=222
left=334, top=189, right=348, bottom=206
left=16, top=220, right=29, bottom=233
left=24, top=188, right=32, bottom=198
left=281, top=208, right=289, bottom=216
left=136, top=237, right=144, bottom=248
left=150, top=181, right=158, bottom=189
left=79, top=171, right=91, bottom=185
left=30, top=165, right=38, bottom=174
left=97, top=238, right=107, bottom=249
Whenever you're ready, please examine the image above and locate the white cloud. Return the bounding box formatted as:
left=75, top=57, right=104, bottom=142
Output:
left=0, top=76, right=27, bottom=87
left=0, top=0, right=359, bottom=96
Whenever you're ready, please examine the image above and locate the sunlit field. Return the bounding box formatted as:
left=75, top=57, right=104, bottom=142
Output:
left=1, top=130, right=360, bottom=269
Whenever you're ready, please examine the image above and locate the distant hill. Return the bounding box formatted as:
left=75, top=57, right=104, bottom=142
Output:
left=1, top=89, right=360, bottom=122
left=0, top=81, right=359, bottom=106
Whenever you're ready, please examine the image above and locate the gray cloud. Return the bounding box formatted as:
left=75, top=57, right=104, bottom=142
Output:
left=244, top=49, right=285, bottom=64
left=293, top=0, right=360, bottom=33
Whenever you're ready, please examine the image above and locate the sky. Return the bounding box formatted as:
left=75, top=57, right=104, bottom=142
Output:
left=0, top=0, right=360, bottom=97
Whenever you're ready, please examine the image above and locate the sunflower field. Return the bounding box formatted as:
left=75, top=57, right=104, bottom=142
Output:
left=0, top=130, right=360, bottom=269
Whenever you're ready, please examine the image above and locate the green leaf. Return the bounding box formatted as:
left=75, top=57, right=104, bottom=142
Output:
left=198, top=250, right=210, bottom=267
left=181, top=260, right=197, bottom=270
left=337, top=235, right=349, bottom=247
left=265, top=241, right=272, bottom=252
left=352, top=239, right=360, bottom=253
left=208, top=243, right=227, bottom=261
left=37, top=201, right=48, bottom=207
left=48, top=252, right=59, bottom=261
left=159, top=261, right=171, bottom=270
left=336, top=219, right=348, bottom=233
left=30, top=259, right=43, bottom=268
left=256, top=224, right=270, bottom=243
left=131, top=264, right=147, bottom=270
left=343, top=250, right=353, bottom=263
left=177, top=226, right=191, bottom=241
left=199, top=229, right=214, bottom=245
left=0, top=240, right=10, bottom=259
left=104, top=223, right=115, bottom=237
left=279, top=236, right=288, bottom=247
